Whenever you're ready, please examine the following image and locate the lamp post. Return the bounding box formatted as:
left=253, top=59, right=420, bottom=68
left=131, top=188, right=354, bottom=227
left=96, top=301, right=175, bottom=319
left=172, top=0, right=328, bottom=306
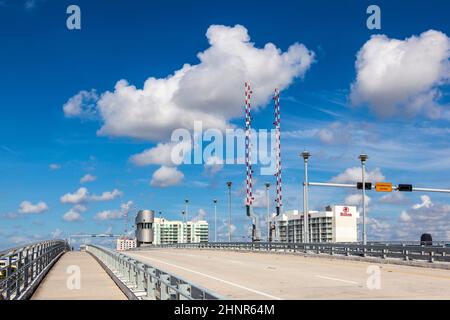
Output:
left=265, top=182, right=271, bottom=242
left=301, top=151, right=310, bottom=243
left=359, top=153, right=368, bottom=245
left=181, top=210, right=186, bottom=243
left=213, top=199, right=218, bottom=242
left=226, top=181, right=232, bottom=242
left=184, top=199, right=189, bottom=222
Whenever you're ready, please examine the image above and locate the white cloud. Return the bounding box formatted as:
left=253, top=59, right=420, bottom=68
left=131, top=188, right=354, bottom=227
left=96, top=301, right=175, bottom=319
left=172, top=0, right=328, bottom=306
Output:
left=150, top=166, right=184, bottom=187
left=51, top=228, right=63, bottom=239
left=251, top=188, right=268, bottom=208
left=60, top=187, right=123, bottom=204
left=412, top=195, right=433, bottom=210
left=351, top=30, right=450, bottom=119
left=90, top=189, right=123, bottom=201
left=63, top=90, right=98, bottom=119
left=64, top=24, right=314, bottom=141
left=60, top=187, right=89, bottom=204
left=18, top=201, right=48, bottom=214
left=331, top=167, right=385, bottom=183
left=130, top=141, right=191, bottom=166
left=344, top=193, right=371, bottom=206
left=49, top=163, right=61, bottom=170
left=94, top=210, right=123, bottom=221
left=191, top=208, right=207, bottom=222
left=80, top=174, right=97, bottom=184
left=203, top=155, right=224, bottom=176
left=397, top=195, right=450, bottom=240
left=379, top=192, right=408, bottom=205
left=399, top=211, right=411, bottom=222
left=63, top=209, right=83, bottom=222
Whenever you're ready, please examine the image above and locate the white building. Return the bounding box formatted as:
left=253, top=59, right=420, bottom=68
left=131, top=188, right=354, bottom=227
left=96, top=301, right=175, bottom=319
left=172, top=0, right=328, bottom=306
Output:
left=153, top=217, right=209, bottom=245
left=116, top=238, right=137, bottom=251
left=274, top=205, right=359, bottom=243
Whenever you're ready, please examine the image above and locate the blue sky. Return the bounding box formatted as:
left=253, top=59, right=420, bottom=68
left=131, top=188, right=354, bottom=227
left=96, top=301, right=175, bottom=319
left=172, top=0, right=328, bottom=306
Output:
left=0, top=0, right=449, bottom=249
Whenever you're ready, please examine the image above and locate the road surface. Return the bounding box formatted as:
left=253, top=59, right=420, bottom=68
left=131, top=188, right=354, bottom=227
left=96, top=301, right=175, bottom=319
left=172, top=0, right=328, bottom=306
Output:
left=125, top=248, right=450, bottom=300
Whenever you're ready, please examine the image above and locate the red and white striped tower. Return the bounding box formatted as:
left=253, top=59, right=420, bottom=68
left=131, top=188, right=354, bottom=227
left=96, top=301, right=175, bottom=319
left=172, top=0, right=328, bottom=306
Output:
left=244, top=81, right=254, bottom=214
left=274, top=88, right=283, bottom=216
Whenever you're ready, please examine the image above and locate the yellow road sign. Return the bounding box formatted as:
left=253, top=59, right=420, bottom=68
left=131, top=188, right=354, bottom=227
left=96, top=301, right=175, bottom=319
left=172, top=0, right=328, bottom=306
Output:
left=375, top=182, right=393, bottom=192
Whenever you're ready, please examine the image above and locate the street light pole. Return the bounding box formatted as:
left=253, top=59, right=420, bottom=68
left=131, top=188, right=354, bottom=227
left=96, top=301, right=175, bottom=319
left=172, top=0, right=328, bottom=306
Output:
left=184, top=199, right=189, bottom=222
left=359, top=153, right=368, bottom=245
left=265, top=182, right=271, bottom=242
left=182, top=210, right=186, bottom=243
left=301, top=151, right=310, bottom=244
left=213, top=199, right=218, bottom=242
left=227, top=181, right=232, bottom=242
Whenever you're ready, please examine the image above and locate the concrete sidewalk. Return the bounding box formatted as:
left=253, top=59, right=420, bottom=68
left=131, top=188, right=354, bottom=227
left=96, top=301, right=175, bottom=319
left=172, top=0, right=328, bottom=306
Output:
left=32, top=251, right=126, bottom=300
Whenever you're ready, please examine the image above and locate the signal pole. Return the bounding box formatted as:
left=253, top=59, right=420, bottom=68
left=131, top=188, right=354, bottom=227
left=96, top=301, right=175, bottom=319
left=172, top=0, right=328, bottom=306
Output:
left=359, top=153, right=368, bottom=245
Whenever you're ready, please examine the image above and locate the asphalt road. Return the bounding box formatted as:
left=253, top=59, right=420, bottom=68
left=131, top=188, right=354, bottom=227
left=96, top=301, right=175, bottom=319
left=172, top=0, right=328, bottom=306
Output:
left=125, top=248, right=450, bottom=300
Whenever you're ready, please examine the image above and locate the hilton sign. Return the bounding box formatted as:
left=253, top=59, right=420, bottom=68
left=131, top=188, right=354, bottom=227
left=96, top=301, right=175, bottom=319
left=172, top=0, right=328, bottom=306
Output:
left=340, top=207, right=353, bottom=217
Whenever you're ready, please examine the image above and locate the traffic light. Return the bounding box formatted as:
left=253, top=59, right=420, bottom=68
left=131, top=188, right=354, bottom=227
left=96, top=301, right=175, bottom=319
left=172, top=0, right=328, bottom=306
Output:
left=357, top=182, right=372, bottom=190
left=398, top=184, right=413, bottom=192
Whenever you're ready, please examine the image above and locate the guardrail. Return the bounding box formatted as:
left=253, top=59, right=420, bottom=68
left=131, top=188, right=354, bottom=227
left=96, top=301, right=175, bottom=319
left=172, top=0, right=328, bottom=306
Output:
left=0, top=240, right=69, bottom=300
left=85, top=245, right=220, bottom=300
left=142, top=242, right=450, bottom=264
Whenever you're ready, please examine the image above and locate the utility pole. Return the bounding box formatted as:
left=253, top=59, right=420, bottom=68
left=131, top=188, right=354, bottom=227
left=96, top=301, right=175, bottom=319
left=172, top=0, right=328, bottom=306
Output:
left=265, top=182, right=271, bottom=242
left=213, top=199, right=218, bottom=242
left=301, top=151, right=310, bottom=243
left=227, top=181, right=232, bottom=242
left=359, top=153, right=368, bottom=245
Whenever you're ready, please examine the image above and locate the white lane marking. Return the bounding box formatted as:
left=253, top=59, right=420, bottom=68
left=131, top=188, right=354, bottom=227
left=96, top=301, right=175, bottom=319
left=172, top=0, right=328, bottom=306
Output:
left=315, top=275, right=359, bottom=285
left=130, top=253, right=282, bottom=300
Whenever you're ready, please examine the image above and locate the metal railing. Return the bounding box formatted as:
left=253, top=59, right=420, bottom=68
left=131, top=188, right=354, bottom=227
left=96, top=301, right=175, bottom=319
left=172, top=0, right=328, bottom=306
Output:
left=141, top=242, right=450, bottom=264
left=85, top=245, right=220, bottom=300
left=0, top=240, right=69, bottom=300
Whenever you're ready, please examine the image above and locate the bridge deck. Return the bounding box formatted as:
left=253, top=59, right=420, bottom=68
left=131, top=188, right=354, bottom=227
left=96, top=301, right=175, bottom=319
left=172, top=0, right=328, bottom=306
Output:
left=31, top=251, right=126, bottom=300
left=126, top=248, right=450, bottom=300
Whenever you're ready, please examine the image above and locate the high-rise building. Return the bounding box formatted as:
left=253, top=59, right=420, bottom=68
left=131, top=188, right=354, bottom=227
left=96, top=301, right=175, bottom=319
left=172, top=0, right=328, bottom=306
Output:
left=273, top=205, right=359, bottom=243
left=152, top=217, right=209, bottom=245
left=116, top=238, right=137, bottom=251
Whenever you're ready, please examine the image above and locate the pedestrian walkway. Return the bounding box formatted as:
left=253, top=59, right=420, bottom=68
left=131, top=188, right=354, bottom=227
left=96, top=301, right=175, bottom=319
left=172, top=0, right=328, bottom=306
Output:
left=31, top=251, right=126, bottom=300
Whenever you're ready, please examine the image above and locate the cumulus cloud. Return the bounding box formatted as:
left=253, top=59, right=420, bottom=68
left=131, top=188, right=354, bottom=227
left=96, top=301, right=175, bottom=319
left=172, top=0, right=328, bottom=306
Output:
left=63, top=209, right=83, bottom=222
left=130, top=141, right=191, bottom=166
left=331, top=167, right=385, bottom=183
left=379, top=192, right=409, bottom=205
left=351, top=30, right=450, bottom=119
left=64, top=24, right=314, bottom=141
left=80, top=174, right=97, bottom=184
left=90, top=189, right=123, bottom=201
left=251, top=188, right=268, bottom=208
left=60, top=187, right=122, bottom=204
left=150, top=166, right=184, bottom=187
left=63, top=90, right=98, bottom=119
left=94, top=210, right=123, bottom=221
left=60, top=187, right=89, bottom=204
left=18, top=201, right=48, bottom=214
left=344, top=193, right=371, bottom=206
left=396, top=195, right=450, bottom=240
